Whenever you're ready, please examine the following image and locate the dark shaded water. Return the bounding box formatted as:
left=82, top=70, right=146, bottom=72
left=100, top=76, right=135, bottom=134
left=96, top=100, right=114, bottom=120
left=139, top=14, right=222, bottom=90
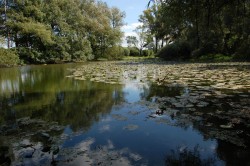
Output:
left=0, top=63, right=249, bottom=165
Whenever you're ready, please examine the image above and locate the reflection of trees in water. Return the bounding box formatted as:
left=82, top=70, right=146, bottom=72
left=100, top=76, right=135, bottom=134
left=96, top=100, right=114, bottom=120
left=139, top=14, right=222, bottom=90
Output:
left=165, top=145, right=215, bottom=166
left=140, top=83, right=184, bottom=101
left=0, top=64, right=125, bottom=131
left=216, top=140, right=250, bottom=166
left=142, top=78, right=250, bottom=165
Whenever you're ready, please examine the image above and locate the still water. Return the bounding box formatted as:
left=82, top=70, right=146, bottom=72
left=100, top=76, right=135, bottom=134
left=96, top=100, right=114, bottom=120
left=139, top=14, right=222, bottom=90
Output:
left=0, top=63, right=248, bottom=165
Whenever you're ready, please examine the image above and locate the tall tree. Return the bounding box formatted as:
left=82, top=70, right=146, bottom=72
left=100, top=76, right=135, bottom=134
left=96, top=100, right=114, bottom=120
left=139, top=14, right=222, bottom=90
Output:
left=126, top=36, right=138, bottom=47
left=0, top=0, right=126, bottom=63
left=143, top=0, right=250, bottom=59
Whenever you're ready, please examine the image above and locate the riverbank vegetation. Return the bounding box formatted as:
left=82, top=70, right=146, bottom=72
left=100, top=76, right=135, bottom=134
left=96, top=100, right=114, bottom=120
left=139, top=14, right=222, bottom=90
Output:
left=0, top=0, right=125, bottom=65
left=140, top=0, right=250, bottom=61
left=0, top=48, right=20, bottom=67
left=0, top=0, right=249, bottom=66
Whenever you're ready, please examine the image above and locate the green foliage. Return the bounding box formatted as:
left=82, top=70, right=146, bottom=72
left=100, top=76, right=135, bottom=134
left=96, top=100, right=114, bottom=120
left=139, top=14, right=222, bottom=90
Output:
left=195, top=54, right=232, bottom=62
left=234, top=38, right=250, bottom=61
left=123, top=47, right=130, bottom=56
left=0, top=0, right=125, bottom=64
left=17, top=47, right=44, bottom=64
left=126, top=36, right=138, bottom=47
left=142, top=0, right=250, bottom=61
left=71, top=39, right=93, bottom=61
left=191, top=42, right=217, bottom=58
left=0, top=48, right=20, bottom=66
left=142, top=49, right=154, bottom=56
left=157, top=41, right=191, bottom=61
left=129, top=47, right=140, bottom=56
left=103, top=46, right=125, bottom=60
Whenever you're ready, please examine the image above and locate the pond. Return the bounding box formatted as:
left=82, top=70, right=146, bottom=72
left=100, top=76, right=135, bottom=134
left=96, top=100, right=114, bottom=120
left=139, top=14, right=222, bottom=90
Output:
left=0, top=61, right=250, bottom=166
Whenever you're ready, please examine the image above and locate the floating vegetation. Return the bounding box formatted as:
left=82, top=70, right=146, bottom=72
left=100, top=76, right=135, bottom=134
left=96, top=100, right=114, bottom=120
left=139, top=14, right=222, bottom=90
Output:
left=68, top=60, right=250, bottom=147
left=0, top=117, right=64, bottom=165
left=68, top=61, right=250, bottom=92
left=154, top=92, right=250, bottom=147
left=123, top=124, right=139, bottom=131
left=112, top=114, right=128, bottom=121
left=1, top=60, right=249, bottom=165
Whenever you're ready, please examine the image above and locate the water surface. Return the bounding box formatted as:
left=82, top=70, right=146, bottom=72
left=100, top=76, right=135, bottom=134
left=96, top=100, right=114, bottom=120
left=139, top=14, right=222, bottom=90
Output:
left=0, top=62, right=249, bottom=165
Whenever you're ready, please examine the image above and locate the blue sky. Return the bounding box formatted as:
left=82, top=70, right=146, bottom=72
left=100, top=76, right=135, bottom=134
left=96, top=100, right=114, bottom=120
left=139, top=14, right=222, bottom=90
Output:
left=103, top=0, right=148, bottom=45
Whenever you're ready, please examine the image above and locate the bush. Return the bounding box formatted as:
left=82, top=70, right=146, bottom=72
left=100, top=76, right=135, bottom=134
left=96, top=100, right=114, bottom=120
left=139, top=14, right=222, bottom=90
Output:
left=71, top=39, right=93, bottom=61
left=104, top=46, right=125, bottom=60
left=0, top=48, right=20, bottom=66
left=191, top=42, right=217, bottom=58
left=233, top=38, right=250, bottom=61
left=157, top=41, right=191, bottom=60
left=123, top=47, right=130, bottom=56
left=148, top=50, right=154, bottom=56
left=142, top=50, right=154, bottom=56
left=129, top=47, right=140, bottom=56
left=17, top=47, right=44, bottom=64
left=196, top=54, right=232, bottom=62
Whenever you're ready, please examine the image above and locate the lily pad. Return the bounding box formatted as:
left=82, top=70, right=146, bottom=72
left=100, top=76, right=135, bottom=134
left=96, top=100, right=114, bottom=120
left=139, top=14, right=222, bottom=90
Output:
left=123, top=124, right=139, bottom=131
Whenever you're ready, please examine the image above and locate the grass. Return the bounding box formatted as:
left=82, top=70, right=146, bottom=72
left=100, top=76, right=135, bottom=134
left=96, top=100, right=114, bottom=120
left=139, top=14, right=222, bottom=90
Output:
left=191, top=54, right=233, bottom=62
left=122, top=55, right=156, bottom=60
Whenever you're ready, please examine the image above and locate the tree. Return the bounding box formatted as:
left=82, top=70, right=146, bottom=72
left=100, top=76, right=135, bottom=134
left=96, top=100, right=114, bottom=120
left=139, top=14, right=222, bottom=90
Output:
left=143, top=0, right=250, bottom=60
left=126, top=36, right=138, bottom=47
left=0, top=0, right=126, bottom=63
left=134, top=25, right=150, bottom=56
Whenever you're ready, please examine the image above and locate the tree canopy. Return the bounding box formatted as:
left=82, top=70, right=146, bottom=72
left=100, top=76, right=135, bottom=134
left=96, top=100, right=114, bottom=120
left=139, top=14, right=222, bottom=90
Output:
left=143, top=0, right=250, bottom=61
left=0, top=0, right=125, bottom=63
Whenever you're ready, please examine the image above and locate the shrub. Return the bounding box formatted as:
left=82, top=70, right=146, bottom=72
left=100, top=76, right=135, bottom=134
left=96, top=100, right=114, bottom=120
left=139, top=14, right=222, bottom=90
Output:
left=197, top=54, right=232, bottom=62
left=104, top=46, right=124, bottom=60
left=157, top=41, right=191, bottom=60
left=233, top=38, right=250, bottom=61
left=191, top=42, right=217, bottom=58
left=17, top=47, right=44, bottom=64
left=148, top=50, right=154, bottom=56
left=0, top=48, right=20, bottom=66
left=123, top=47, right=130, bottom=56
left=71, top=39, right=93, bottom=61
left=129, top=47, right=140, bottom=56
left=142, top=50, right=154, bottom=56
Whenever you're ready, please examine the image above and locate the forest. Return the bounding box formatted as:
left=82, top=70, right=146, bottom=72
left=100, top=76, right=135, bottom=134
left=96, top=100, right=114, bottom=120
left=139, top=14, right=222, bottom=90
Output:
left=0, top=0, right=250, bottom=65
left=0, top=0, right=125, bottom=65
left=138, top=0, right=250, bottom=61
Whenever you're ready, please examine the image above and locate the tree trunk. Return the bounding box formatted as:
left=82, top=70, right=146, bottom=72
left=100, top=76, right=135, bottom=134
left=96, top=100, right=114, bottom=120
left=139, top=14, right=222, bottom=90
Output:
left=155, top=37, right=158, bottom=53
left=4, top=0, right=10, bottom=48
left=206, top=0, right=211, bottom=28
left=195, top=0, right=200, bottom=49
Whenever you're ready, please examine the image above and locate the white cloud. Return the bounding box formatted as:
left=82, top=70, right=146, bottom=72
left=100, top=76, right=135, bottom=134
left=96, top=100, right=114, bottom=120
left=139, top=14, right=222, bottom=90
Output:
left=122, top=22, right=143, bottom=31
left=121, top=22, right=142, bottom=47
left=122, top=32, right=138, bottom=47
left=124, top=31, right=137, bottom=37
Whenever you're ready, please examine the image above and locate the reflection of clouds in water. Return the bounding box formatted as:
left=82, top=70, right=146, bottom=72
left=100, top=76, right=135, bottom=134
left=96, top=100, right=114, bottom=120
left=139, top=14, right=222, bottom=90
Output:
left=11, top=139, right=52, bottom=166
left=101, top=117, right=112, bottom=122
left=210, top=144, right=217, bottom=151
left=58, top=138, right=143, bottom=166
left=99, top=125, right=111, bottom=133
left=0, top=80, right=19, bottom=95
left=129, top=153, right=142, bottom=161
left=78, top=137, right=95, bottom=151
left=107, top=139, right=114, bottom=149
left=179, top=145, right=187, bottom=153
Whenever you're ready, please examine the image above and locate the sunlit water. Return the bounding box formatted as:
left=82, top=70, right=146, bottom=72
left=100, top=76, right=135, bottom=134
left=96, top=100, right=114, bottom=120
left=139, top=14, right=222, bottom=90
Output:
left=0, top=63, right=249, bottom=165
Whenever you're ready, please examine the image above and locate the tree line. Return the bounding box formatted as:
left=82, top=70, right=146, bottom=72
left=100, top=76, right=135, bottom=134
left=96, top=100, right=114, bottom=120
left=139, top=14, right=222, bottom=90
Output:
left=138, top=0, right=250, bottom=61
left=0, top=0, right=125, bottom=64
